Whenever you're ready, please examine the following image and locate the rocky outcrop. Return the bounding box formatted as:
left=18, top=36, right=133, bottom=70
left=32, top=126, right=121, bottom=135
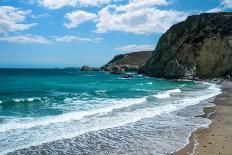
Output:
left=80, top=66, right=100, bottom=71
left=101, top=51, right=153, bottom=73
left=139, top=12, right=232, bottom=79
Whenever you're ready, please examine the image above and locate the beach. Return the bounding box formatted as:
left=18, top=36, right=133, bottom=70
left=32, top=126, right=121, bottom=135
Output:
left=173, top=81, right=232, bottom=155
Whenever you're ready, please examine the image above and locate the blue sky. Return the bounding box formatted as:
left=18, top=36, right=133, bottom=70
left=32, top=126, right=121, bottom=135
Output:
left=0, top=0, right=231, bottom=68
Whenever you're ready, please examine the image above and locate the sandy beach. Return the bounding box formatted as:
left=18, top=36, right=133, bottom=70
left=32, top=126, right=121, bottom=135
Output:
left=172, top=81, right=232, bottom=155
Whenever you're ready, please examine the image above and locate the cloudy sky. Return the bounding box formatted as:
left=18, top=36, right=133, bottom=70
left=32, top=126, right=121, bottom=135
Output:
left=0, top=0, right=231, bottom=68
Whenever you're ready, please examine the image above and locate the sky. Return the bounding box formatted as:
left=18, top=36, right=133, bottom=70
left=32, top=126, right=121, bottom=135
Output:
left=0, top=0, right=231, bottom=68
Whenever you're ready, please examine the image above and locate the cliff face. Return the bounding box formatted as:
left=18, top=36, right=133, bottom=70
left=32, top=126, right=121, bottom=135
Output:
left=101, top=51, right=153, bottom=72
left=139, top=12, right=232, bottom=79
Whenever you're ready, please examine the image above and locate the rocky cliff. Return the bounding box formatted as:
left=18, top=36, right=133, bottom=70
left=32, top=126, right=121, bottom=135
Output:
left=101, top=51, right=153, bottom=72
left=139, top=12, right=232, bottom=79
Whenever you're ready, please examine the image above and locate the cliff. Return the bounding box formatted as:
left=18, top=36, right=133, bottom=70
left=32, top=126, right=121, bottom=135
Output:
left=101, top=51, right=153, bottom=72
left=139, top=12, right=232, bottom=79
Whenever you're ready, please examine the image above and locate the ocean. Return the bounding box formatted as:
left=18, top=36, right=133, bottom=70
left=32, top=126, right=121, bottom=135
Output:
left=0, top=69, right=221, bottom=155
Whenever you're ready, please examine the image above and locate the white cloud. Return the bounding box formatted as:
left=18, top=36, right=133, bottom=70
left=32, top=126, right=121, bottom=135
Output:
left=0, top=34, right=103, bottom=44
left=116, top=0, right=169, bottom=12
left=206, top=7, right=224, bottom=13
left=0, top=6, right=36, bottom=33
left=78, top=0, right=116, bottom=7
left=39, top=0, right=116, bottom=9
left=96, top=4, right=187, bottom=35
left=64, top=11, right=97, bottom=28
left=20, top=0, right=37, bottom=4
left=40, top=0, right=77, bottom=9
left=0, top=35, right=49, bottom=44
left=54, top=35, right=103, bottom=43
left=62, top=0, right=187, bottom=34
left=206, top=0, right=232, bottom=14
left=31, top=13, right=49, bottom=19
left=114, top=44, right=154, bottom=52
left=221, top=0, right=232, bottom=8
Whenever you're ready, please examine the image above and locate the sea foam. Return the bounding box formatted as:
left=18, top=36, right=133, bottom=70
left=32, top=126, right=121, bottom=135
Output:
left=13, top=97, right=41, bottom=103
left=95, top=90, right=107, bottom=93
left=0, top=97, right=147, bottom=133
left=154, top=88, right=182, bottom=99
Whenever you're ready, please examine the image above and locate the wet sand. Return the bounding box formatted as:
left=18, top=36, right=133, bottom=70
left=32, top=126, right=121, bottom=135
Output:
left=172, top=82, right=232, bottom=155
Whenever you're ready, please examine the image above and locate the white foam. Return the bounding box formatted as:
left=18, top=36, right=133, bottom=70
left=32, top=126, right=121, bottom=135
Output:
left=80, top=92, right=91, bottom=97
left=95, top=90, right=107, bottom=93
left=147, top=82, right=153, bottom=85
left=154, top=92, right=171, bottom=98
left=132, top=84, right=221, bottom=123
left=0, top=100, right=2, bottom=104
left=126, top=72, right=136, bottom=75
left=13, top=99, right=24, bottom=102
left=117, top=77, right=129, bottom=80
left=13, top=98, right=41, bottom=102
left=154, top=88, right=182, bottom=99
left=170, top=89, right=182, bottom=93
left=175, top=84, right=221, bottom=109
left=0, top=97, right=147, bottom=133
left=134, top=89, right=154, bottom=92
left=26, top=98, right=40, bottom=102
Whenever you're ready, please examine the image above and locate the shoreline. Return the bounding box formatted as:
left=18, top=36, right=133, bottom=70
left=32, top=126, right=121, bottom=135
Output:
left=171, top=81, right=232, bottom=155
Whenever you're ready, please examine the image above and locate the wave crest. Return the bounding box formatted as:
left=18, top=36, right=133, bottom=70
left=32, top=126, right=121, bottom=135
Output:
left=154, top=88, right=182, bottom=99
left=0, top=97, right=147, bottom=132
left=12, top=97, right=41, bottom=103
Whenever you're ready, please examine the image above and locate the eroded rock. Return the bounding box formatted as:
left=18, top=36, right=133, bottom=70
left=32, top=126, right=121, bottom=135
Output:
left=139, top=12, right=232, bottom=79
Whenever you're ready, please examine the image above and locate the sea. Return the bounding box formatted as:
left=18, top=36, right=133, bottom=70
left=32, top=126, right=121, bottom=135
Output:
left=0, top=69, right=221, bottom=155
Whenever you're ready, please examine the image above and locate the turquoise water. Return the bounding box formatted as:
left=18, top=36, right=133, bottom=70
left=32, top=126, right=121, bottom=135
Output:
left=0, top=69, right=221, bottom=154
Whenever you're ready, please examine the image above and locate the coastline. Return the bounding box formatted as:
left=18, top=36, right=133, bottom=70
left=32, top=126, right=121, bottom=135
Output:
left=171, top=81, right=232, bottom=155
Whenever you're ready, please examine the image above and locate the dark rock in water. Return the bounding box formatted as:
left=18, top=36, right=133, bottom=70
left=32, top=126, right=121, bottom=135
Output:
left=121, top=75, right=133, bottom=79
left=80, top=66, right=92, bottom=71
left=101, top=51, right=153, bottom=73
left=111, top=71, right=123, bottom=74
left=80, top=66, right=100, bottom=71
left=139, top=12, right=232, bottom=79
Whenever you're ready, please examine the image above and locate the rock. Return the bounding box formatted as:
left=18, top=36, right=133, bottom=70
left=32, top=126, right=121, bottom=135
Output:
left=101, top=51, right=153, bottom=72
left=121, top=75, right=133, bottom=79
left=111, top=70, right=123, bottom=74
left=80, top=66, right=100, bottom=71
left=80, top=66, right=92, bottom=71
left=139, top=12, right=232, bottom=79
left=91, top=67, right=101, bottom=71
left=110, top=66, right=125, bottom=74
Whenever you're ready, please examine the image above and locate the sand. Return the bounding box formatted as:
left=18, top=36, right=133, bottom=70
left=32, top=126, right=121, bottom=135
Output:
left=172, top=82, right=232, bottom=155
